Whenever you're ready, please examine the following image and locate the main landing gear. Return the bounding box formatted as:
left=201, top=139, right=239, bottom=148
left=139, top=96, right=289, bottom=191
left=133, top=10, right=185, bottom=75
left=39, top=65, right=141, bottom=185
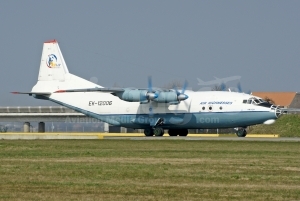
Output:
left=144, top=128, right=154, bottom=136
left=144, top=117, right=165, bottom=136
left=168, top=129, right=188, bottom=137
left=144, top=127, right=164, bottom=136
left=235, top=127, right=247, bottom=137
left=143, top=128, right=189, bottom=137
left=143, top=118, right=188, bottom=137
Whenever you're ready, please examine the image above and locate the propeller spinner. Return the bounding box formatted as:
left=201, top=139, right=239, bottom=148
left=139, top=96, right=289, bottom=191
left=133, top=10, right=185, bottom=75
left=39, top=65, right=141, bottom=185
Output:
left=173, top=80, right=189, bottom=102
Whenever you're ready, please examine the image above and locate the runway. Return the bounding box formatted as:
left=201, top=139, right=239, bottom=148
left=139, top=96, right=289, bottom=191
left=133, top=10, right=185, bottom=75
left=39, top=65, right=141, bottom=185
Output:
left=109, top=137, right=300, bottom=142
left=0, top=133, right=299, bottom=141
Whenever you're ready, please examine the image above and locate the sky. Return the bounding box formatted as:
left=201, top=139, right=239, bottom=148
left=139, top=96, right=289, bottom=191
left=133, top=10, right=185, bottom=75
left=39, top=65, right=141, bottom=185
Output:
left=1, top=1, right=300, bottom=106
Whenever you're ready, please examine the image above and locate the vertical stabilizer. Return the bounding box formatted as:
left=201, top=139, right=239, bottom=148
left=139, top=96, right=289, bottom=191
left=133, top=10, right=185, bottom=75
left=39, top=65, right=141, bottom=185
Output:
left=32, top=39, right=102, bottom=93
left=38, top=39, right=69, bottom=81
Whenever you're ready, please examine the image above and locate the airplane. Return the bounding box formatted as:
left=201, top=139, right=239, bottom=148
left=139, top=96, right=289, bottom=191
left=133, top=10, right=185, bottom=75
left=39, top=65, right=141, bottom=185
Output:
left=13, top=39, right=284, bottom=137
left=197, top=76, right=241, bottom=86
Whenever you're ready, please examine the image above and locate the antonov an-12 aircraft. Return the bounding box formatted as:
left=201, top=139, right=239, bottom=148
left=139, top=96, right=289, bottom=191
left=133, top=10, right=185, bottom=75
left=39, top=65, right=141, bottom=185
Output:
left=13, top=40, right=283, bottom=137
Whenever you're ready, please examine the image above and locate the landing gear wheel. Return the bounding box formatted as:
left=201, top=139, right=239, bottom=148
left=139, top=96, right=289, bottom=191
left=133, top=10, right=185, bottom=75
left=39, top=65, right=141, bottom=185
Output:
left=236, top=129, right=247, bottom=137
left=178, top=129, right=188, bottom=137
left=168, top=129, right=188, bottom=136
left=144, top=128, right=154, bottom=136
left=154, top=127, right=164, bottom=136
left=168, top=129, right=177, bottom=136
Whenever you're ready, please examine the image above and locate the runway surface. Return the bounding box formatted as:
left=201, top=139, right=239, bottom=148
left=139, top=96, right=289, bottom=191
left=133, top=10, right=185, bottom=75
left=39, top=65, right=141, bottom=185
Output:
left=107, top=136, right=300, bottom=142
left=0, top=133, right=299, bottom=141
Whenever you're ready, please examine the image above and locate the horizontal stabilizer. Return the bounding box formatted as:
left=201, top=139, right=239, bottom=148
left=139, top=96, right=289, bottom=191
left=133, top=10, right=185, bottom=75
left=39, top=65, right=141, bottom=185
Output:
left=55, top=88, right=124, bottom=93
left=11, top=92, right=51, bottom=95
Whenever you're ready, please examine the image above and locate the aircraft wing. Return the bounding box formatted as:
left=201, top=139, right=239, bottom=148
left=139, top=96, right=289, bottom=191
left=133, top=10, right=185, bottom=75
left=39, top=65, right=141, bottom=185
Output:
left=55, top=87, right=124, bottom=93
left=12, top=88, right=125, bottom=95
left=11, top=92, right=51, bottom=95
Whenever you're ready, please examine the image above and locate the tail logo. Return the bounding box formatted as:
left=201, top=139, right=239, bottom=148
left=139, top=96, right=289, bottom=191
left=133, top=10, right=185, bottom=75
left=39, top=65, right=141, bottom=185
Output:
left=46, top=54, right=61, bottom=68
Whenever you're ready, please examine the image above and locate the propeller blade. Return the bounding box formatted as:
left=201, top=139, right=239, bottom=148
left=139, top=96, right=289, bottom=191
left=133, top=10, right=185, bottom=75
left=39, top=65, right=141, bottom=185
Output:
left=149, top=103, right=153, bottom=116
left=148, top=76, right=153, bottom=92
left=172, top=83, right=179, bottom=95
left=147, top=76, right=155, bottom=116
left=148, top=101, right=157, bottom=116
left=181, top=80, right=188, bottom=94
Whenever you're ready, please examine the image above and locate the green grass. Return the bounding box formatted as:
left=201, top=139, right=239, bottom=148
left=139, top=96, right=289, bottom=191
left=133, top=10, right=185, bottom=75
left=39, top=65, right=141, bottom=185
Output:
left=0, top=140, right=300, bottom=201
left=249, top=114, right=300, bottom=137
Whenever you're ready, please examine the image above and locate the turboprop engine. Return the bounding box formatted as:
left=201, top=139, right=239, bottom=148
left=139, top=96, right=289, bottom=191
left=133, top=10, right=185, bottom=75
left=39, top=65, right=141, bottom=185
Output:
left=112, top=77, right=189, bottom=104
left=113, top=89, right=188, bottom=104
left=113, top=89, right=156, bottom=102
left=153, top=91, right=188, bottom=103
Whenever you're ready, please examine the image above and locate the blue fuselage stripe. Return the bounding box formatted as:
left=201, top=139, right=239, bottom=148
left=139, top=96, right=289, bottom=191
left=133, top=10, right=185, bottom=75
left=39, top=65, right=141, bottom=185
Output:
left=48, top=98, right=276, bottom=129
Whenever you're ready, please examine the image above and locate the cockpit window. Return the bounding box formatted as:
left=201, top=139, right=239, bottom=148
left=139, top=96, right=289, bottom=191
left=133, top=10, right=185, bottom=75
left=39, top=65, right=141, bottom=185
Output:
left=259, top=99, right=266, bottom=103
left=243, top=97, right=265, bottom=105
left=253, top=99, right=260, bottom=104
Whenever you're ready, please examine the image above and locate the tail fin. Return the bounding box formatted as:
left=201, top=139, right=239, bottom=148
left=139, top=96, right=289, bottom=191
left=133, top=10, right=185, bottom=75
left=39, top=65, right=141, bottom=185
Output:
left=32, top=39, right=101, bottom=93
left=38, top=39, right=69, bottom=81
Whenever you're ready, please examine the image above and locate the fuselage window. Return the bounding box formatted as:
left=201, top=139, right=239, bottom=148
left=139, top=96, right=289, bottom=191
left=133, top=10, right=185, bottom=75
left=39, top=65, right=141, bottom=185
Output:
left=202, top=106, right=205, bottom=110
left=219, top=106, right=223, bottom=110
left=209, top=106, right=212, bottom=110
left=242, top=100, right=247, bottom=103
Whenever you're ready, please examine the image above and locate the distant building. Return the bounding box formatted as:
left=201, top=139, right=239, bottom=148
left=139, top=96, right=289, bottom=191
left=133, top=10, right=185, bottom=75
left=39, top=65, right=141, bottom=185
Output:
left=252, top=92, right=300, bottom=108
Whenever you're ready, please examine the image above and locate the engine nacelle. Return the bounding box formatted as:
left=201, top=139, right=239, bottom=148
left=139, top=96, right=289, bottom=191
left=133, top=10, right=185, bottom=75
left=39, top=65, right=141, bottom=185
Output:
left=113, top=89, right=188, bottom=104
left=114, top=89, right=148, bottom=102
left=153, top=91, right=178, bottom=103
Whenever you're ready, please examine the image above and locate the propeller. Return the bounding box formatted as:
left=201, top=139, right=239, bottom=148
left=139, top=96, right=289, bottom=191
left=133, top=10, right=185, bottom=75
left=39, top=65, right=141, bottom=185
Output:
left=146, top=76, right=158, bottom=101
left=145, top=77, right=189, bottom=115
left=174, top=80, right=189, bottom=101
left=146, top=76, right=157, bottom=116
left=173, top=80, right=189, bottom=114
